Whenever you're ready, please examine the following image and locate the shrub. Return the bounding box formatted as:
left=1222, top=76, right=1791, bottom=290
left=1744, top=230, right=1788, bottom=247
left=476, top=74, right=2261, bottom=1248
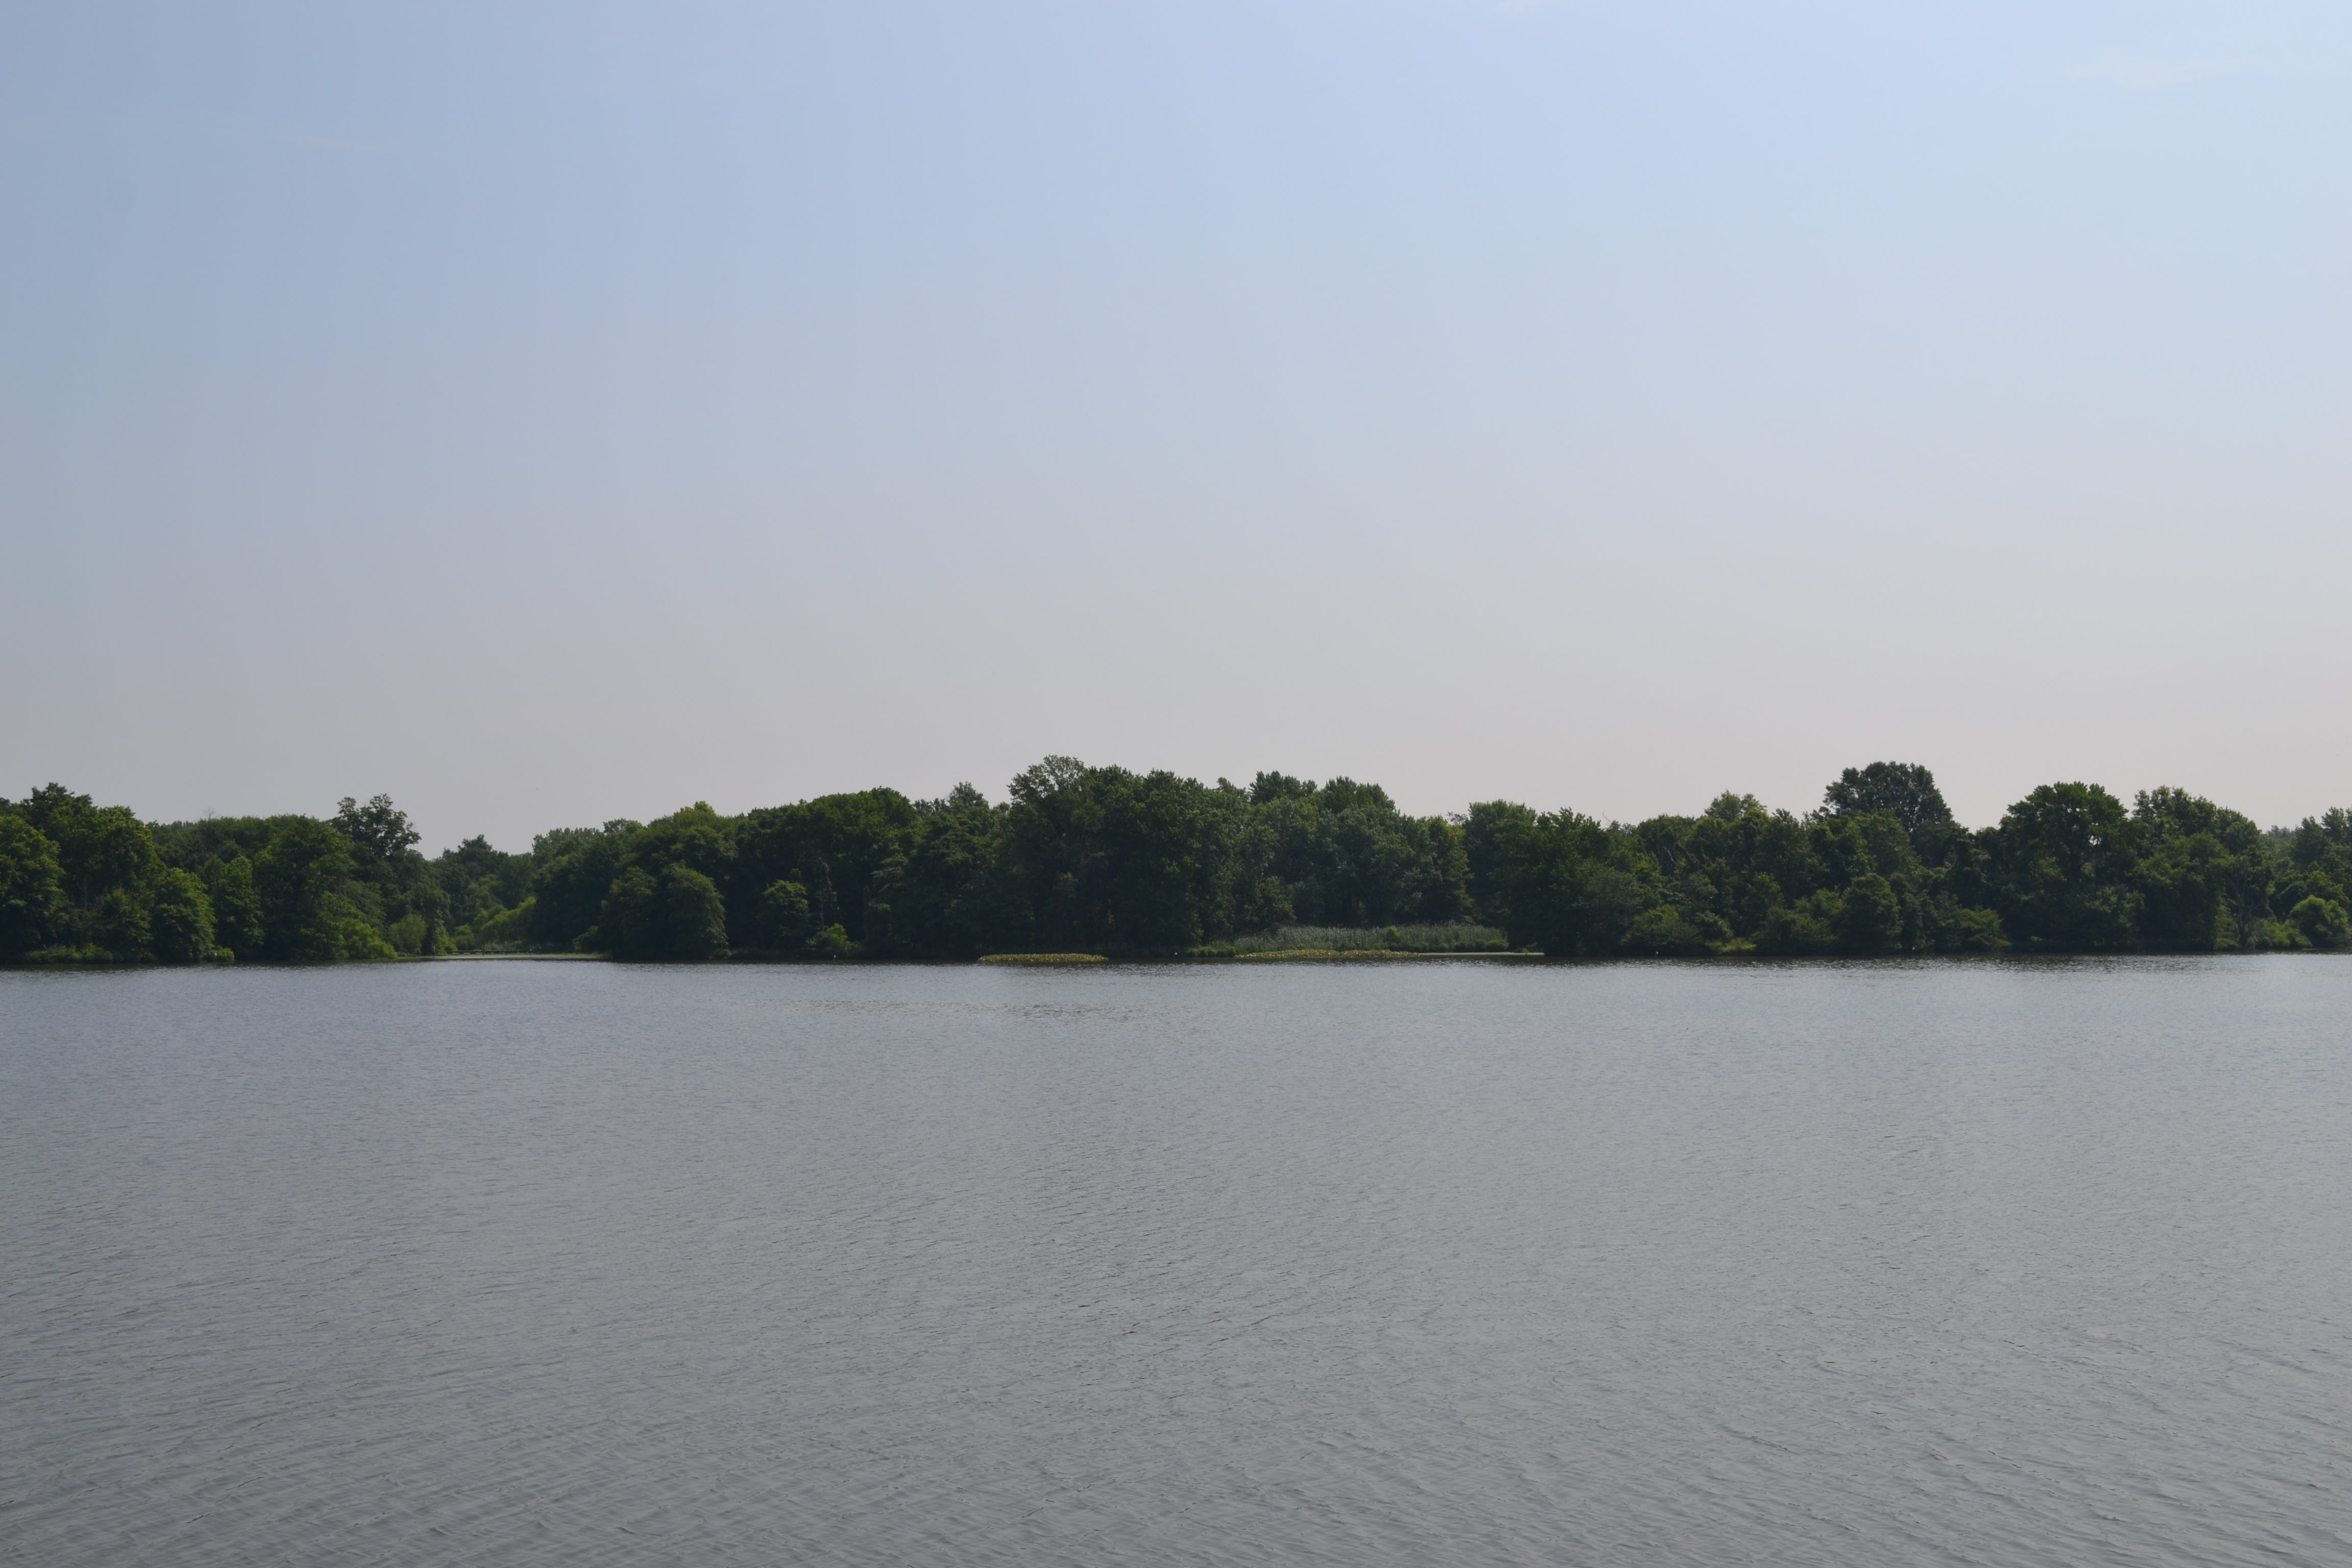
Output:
left=2253, top=918, right=2310, bottom=951
left=1621, top=905, right=1731, bottom=957
left=461, top=899, right=535, bottom=953
left=1947, top=906, right=2007, bottom=952
left=325, top=895, right=399, bottom=960
left=806, top=923, right=858, bottom=958
left=386, top=911, right=430, bottom=954
left=2289, top=896, right=2350, bottom=951
left=1756, top=896, right=1839, bottom=955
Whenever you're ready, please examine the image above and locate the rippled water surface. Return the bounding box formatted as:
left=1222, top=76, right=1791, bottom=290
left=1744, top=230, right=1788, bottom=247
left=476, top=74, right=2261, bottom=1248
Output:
left=5, top=958, right=2350, bottom=1565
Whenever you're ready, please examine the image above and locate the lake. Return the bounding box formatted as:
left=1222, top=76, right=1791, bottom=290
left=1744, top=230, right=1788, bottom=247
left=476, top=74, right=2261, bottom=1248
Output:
left=4, top=958, right=2348, bottom=1565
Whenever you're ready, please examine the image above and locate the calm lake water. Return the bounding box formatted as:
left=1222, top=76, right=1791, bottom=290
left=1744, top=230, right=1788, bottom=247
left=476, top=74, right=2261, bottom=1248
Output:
left=4, top=958, right=2349, bottom=1565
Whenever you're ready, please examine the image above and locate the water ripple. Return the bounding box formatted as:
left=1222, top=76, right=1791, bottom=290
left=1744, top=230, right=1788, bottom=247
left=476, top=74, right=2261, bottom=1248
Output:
left=3, top=958, right=2349, bottom=1564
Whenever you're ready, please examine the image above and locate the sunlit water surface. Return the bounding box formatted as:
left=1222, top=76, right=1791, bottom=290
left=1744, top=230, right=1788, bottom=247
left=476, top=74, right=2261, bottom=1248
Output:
left=4, top=958, right=2349, bottom=1565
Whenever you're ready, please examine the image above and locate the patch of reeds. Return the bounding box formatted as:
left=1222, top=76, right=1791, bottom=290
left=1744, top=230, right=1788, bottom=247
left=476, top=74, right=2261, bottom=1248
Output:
left=1232, top=947, right=1413, bottom=961
left=1227, top=923, right=1510, bottom=955
left=977, top=952, right=1110, bottom=965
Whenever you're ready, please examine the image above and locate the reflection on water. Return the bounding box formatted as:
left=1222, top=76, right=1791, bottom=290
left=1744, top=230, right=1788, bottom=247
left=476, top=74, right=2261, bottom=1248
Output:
left=4, top=958, right=2349, bottom=1565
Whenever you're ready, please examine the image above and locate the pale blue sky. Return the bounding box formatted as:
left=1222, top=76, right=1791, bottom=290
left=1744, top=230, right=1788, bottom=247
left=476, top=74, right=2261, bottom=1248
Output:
left=5, top=1, right=2347, bottom=849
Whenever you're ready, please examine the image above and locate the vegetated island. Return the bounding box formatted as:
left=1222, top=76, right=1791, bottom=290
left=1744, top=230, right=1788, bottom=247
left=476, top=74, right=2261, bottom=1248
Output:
left=2, top=761, right=2348, bottom=967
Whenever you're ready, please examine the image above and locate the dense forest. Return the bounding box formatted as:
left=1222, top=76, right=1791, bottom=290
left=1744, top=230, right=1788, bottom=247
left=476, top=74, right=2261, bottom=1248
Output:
left=3, top=761, right=2349, bottom=965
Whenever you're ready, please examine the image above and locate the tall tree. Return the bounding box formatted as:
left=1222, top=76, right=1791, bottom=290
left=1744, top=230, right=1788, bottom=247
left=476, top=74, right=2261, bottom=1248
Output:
left=0, top=815, right=67, bottom=954
left=1822, top=763, right=1955, bottom=848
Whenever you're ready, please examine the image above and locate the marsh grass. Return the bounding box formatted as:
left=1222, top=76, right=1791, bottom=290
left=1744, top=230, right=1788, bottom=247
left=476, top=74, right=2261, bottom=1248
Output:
left=978, top=952, right=1110, bottom=965
left=1232, top=948, right=1412, bottom=961
left=1222, top=924, right=1511, bottom=955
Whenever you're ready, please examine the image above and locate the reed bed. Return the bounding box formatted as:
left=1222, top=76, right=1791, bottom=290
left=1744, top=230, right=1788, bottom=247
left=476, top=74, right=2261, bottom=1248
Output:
left=977, top=952, right=1109, bottom=965
left=1226, top=924, right=1510, bottom=955
left=1233, top=947, right=1413, bottom=961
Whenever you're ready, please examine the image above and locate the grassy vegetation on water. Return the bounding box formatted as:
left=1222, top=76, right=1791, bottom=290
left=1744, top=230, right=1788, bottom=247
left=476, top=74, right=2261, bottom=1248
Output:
left=977, top=952, right=1110, bottom=965
left=1217, top=923, right=1511, bottom=956
left=1231, top=947, right=1413, bottom=961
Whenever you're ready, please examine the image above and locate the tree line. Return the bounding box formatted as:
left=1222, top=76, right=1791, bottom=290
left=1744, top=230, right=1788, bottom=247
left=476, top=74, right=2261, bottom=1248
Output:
left=3, top=761, right=2348, bottom=964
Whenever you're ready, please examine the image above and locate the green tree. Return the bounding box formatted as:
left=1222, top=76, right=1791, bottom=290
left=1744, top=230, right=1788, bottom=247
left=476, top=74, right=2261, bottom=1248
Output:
left=1494, top=810, right=1671, bottom=956
left=332, top=794, right=447, bottom=951
left=1756, top=894, right=1839, bottom=955
left=1822, top=762, right=1955, bottom=847
left=664, top=866, right=730, bottom=960
left=1679, top=797, right=1824, bottom=938
left=757, top=879, right=815, bottom=950
left=206, top=856, right=266, bottom=958
left=998, top=756, right=1104, bottom=948
left=2131, top=832, right=2232, bottom=950
left=1836, top=872, right=1902, bottom=954
left=583, top=805, right=740, bottom=955
left=1985, top=783, right=2143, bottom=952
left=0, top=815, right=67, bottom=954
left=148, top=868, right=217, bottom=963
left=529, top=821, right=639, bottom=949
left=1088, top=767, right=1212, bottom=950
left=598, top=863, right=730, bottom=960
left=254, top=818, right=358, bottom=961
left=1943, top=904, right=2007, bottom=951
left=434, top=835, right=534, bottom=930
left=1733, top=871, right=1784, bottom=937
left=2130, top=788, right=2266, bottom=951
left=331, top=794, right=421, bottom=868
left=865, top=789, right=1009, bottom=958
left=627, top=802, right=736, bottom=884
left=18, top=789, right=156, bottom=933
left=96, top=887, right=152, bottom=960
left=730, top=789, right=918, bottom=946
left=2282, top=808, right=2352, bottom=903
left=600, top=867, right=661, bottom=958
left=1462, top=800, right=1536, bottom=928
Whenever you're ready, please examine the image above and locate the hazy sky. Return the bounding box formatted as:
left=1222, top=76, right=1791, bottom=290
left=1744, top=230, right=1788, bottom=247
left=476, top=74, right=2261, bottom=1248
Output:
left=5, top=1, right=2347, bottom=851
